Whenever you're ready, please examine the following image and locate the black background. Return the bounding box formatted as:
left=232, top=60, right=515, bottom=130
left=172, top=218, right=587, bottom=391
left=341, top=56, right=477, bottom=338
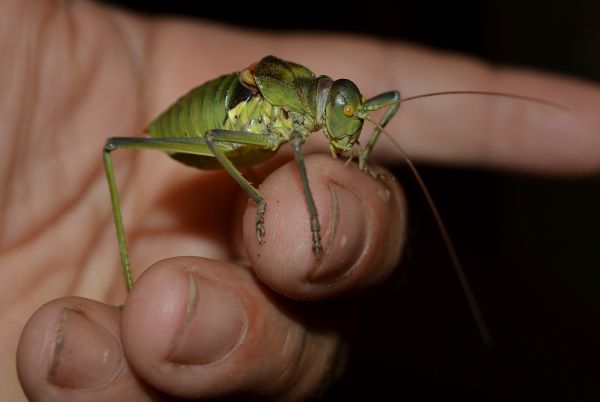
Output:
left=100, top=1, right=600, bottom=400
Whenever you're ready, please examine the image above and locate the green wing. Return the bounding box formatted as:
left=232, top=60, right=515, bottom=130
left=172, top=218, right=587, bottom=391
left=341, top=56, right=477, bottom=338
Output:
left=253, top=56, right=317, bottom=116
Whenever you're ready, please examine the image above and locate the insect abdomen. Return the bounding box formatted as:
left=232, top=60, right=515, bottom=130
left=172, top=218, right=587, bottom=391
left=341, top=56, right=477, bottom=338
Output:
left=147, top=73, right=240, bottom=138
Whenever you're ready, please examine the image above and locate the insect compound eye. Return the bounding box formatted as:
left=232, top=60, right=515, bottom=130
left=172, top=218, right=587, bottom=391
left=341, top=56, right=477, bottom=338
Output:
left=343, top=104, right=355, bottom=117
left=325, top=79, right=364, bottom=150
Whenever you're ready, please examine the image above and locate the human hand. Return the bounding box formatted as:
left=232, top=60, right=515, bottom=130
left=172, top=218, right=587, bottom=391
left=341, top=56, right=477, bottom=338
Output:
left=5, top=0, right=600, bottom=401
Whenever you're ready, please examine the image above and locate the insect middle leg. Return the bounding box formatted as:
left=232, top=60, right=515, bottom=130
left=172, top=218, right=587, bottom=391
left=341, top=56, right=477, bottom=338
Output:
left=288, top=130, right=322, bottom=257
left=206, top=129, right=323, bottom=258
left=203, top=129, right=278, bottom=246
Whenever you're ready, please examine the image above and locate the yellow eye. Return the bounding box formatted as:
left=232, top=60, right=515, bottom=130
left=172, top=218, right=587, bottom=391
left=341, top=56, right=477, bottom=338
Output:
left=343, top=104, right=355, bottom=117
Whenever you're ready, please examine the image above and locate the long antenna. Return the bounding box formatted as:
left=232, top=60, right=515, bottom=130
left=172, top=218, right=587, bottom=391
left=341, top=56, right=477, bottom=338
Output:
left=365, top=116, right=493, bottom=348
left=399, top=90, right=568, bottom=110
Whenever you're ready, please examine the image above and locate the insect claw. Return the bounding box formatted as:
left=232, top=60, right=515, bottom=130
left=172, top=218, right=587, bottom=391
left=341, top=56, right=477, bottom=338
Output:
left=360, top=164, right=390, bottom=181
left=312, top=234, right=323, bottom=258
left=374, top=171, right=393, bottom=181
left=256, top=202, right=266, bottom=244
left=256, top=222, right=266, bottom=244
left=257, top=223, right=265, bottom=243
left=309, top=217, right=323, bottom=258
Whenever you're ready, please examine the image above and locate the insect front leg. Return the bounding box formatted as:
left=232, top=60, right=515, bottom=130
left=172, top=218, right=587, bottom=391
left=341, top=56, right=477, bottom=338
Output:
left=359, top=90, right=401, bottom=174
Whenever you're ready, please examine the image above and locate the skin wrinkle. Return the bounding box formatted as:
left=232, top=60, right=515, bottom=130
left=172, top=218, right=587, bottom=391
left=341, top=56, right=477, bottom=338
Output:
left=19, top=1, right=57, bottom=225
left=324, top=182, right=340, bottom=262
left=168, top=271, right=198, bottom=361
left=271, top=323, right=299, bottom=391
left=314, top=180, right=370, bottom=285
left=0, top=160, right=104, bottom=253
left=41, top=4, right=101, bottom=183
left=2, top=185, right=92, bottom=308
left=61, top=5, right=152, bottom=297
left=3, top=3, right=64, bottom=243
left=0, top=2, right=41, bottom=244
left=0, top=170, right=111, bottom=311
left=2, top=2, right=102, bottom=249
left=1, top=4, right=141, bottom=296
left=271, top=324, right=309, bottom=398
left=68, top=188, right=118, bottom=297
left=1, top=4, right=147, bottom=306
left=102, top=3, right=149, bottom=125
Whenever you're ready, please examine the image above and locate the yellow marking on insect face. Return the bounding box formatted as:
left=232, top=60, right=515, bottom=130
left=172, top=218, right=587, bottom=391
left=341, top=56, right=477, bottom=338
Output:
left=241, top=67, right=257, bottom=88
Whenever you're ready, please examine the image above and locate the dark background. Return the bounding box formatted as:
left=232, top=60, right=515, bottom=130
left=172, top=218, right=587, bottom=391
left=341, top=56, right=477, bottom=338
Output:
left=100, top=1, right=600, bottom=400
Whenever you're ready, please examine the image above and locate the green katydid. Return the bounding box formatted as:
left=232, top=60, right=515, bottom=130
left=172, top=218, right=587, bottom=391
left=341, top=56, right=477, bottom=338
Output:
left=104, top=55, right=562, bottom=346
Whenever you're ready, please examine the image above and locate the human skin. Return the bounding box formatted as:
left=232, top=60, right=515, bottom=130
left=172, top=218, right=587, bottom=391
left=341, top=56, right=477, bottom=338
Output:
left=3, top=0, right=600, bottom=401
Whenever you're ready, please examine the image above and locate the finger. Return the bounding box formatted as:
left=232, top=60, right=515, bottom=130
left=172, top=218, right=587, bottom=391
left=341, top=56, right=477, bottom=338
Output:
left=138, top=22, right=600, bottom=174
left=351, top=45, right=600, bottom=175
left=121, top=256, right=341, bottom=401
left=17, top=298, right=155, bottom=402
left=242, top=154, right=406, bottom=300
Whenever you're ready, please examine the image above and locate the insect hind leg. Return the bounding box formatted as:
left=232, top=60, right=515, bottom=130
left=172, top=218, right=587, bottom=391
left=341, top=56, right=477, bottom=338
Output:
left=103, top=136, right=216, bottom=291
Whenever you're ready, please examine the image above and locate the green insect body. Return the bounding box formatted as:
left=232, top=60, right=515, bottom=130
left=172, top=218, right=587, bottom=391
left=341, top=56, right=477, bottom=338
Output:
left=147, top=72, right=286, bottom=169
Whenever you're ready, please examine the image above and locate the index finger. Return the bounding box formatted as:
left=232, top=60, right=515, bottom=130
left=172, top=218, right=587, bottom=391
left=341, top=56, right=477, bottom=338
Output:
left=145, top=27, right=600, bottom=175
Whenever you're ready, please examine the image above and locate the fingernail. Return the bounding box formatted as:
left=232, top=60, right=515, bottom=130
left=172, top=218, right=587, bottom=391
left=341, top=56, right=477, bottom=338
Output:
left=309, top=183, right=367, bottom=283
left=168, top=272, right=246, bottom=365
left=47, top=309, right=123, bottom=388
